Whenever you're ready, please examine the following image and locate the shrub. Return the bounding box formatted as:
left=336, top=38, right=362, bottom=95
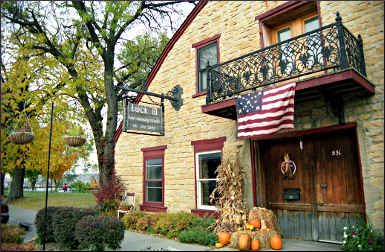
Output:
left=75, top=215, right=125, bottom=251
left=191, top=214, right=217, bottom=232
left=1, top=224, right=25, bottom=244
left=166, top=212, right=197, bottom=239
left=178, top=226, right=218, bottom=246
left=70, top=180, right=90, bottom=193
left=136, top=214, right=159, bottom=232
left=151, top=212, right=197, bottom=239
left=35, top=206, right=62, bottom=243
left=1, top=241, right=36, bottom=251
left=342, top=221, right=384, bottom=251
left=52, top=207, right=97, bottom=250
left=121, top=211, right=147, bottom=230
left=153, top=213, right=169, bottom=235
left=93, top=171, right=125, bottom=214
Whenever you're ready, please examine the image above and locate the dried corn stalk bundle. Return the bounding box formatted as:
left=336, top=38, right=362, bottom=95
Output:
left=209, top=152, right=248, bottom=233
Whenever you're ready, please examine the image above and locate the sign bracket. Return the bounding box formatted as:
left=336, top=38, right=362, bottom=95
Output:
left=118, top=84, right=183, bottom=111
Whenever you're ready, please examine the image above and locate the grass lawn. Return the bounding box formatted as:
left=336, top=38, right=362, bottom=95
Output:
left=5, top=191, right=97, bottom=211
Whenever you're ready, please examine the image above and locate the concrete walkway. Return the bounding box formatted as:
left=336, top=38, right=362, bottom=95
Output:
left=8, top=206, right=342, bottom=251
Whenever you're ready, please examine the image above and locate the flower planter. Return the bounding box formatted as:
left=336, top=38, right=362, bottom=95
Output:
left=64, top=136, right=86, bottom=147
left=119, top=206, right=131, bottom=211
left=8, top=128, right=34, bottom=145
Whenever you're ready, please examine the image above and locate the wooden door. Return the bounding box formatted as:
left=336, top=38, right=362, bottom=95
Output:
left=259, top=127, right=364, bottom=242
left=312, top=128, right=364, bottom=242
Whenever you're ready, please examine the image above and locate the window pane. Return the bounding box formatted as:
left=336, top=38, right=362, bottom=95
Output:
left=146, top=158, right=162, bottom=166
left=199, top=152, right=221, bottom=179
left=200, top=180, right=217, bottom=206
left=146, top=158, right=162, bottom=179
left=146, top=181, right=162, bottom=188
left=305, top=17, right=322, bottom=67
left=198, top=42, right=218, bottom=92
left=278, top=28, right=293, bottom=74
left=305, top=17, right=319, bottom=33
left=147, top=188, right=162, bottom=203
left=278, top=28, right=291, bottom=42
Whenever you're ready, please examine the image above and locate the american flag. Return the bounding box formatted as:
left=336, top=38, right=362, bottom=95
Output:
left=236, top=82, right=296, bottom=139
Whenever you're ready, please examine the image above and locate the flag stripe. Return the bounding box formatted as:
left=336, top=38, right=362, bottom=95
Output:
left=236, top=82, right=296, bottom=139
left=238, top=112, right=294, bottom=130
left=238, top=120, right=293, bottom=134
left=238, top=101, right=294, bottom=122
left=237, top=123, right=294, bottom=138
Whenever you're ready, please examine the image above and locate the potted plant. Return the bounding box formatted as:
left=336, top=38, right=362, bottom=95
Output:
left=63, top=126, right=86, bottom=147
left=119, top=201, right=134, bottom=211
left=7, top=122, right=34, bottom=145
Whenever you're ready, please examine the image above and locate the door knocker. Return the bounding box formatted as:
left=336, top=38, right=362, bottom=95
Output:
left=281, top=153, right=296, bottom=179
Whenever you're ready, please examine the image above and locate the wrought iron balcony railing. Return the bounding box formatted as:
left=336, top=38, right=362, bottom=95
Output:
left=205, top=13, right=367, bottom=105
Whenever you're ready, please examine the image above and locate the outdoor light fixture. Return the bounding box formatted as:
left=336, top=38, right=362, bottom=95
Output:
left=299, top=138, right=303, bottom=152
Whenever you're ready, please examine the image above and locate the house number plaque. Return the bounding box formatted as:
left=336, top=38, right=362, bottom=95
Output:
left=330, top=148, right=343, bottom=158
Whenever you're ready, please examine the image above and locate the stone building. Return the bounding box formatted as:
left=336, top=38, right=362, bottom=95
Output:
left=114, top=1, right=384, bottom=242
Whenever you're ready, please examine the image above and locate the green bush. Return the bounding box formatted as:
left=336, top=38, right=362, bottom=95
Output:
left=1, top=224, right=25, bottom=244
left=75, top=215, right=125, bottom=251
left=153, top=213, right=169, bottom=235
left=52, top=207, right=97, bottom=250
left=35, top=206, right=63, bottom=243
left=70, top=180, right=90, bottom=193
left=342, top=220, right=384, bottom=251
left=151, top=212, right=198, bottom=239
left=136, top=214, right=159, bottom=232
left=178, top=226, right=218, bottom=246
left=121, top=211, right=147, bottom=230
left=166, top=212, right=197, bottom=239
left=191, top=214, right=217, bottom=231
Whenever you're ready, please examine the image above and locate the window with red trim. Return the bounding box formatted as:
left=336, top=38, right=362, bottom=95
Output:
left=141, top=146, right=167, bottom=211
left=191, top=137, right=226, bottom=211
left=192, top=34, right=221, bottom=96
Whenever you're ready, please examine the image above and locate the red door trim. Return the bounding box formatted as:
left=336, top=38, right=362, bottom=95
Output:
left=252, top=123, right=357, bottom=141
left=250, top=140, right=257, bottom=207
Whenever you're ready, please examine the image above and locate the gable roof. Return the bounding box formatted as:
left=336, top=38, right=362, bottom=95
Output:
left=114, top=0, right=208, bottom=142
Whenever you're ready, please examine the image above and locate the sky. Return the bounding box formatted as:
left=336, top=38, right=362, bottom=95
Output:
left=83, top=2, right=196, bottom=174
left=1, top=1, right=196, bottom=175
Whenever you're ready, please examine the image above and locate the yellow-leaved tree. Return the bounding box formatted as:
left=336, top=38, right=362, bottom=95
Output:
left=1, top=32, right=92, bottom=199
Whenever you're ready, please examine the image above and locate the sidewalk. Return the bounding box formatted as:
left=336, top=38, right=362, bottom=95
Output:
left=8, top=206, right=342, bottom=251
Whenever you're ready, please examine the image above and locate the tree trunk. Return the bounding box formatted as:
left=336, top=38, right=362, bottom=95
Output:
left=30, top=176, right=37, bottom=191
left=0, top=171, right=5, bottom=196
left=8, top=166, right=25, bottom=201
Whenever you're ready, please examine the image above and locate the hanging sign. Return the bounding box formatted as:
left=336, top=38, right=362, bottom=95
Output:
left=123, top=101, right=164, bottom=135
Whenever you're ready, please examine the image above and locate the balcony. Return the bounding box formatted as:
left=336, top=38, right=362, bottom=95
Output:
left=202, top=13, right=375, bottom=120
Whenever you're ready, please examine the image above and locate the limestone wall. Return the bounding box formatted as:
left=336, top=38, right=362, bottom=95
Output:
left=115, top=1, right=384, bottom=232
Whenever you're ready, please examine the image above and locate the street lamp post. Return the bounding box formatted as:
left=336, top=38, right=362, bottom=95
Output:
left=42, top=101, right=54, bottom=251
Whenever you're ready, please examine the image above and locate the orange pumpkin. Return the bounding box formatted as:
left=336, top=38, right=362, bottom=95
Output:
left=270, top=235, right=282, bottom=250
left=218, top=232, right=231, bottom=245
left=251, top=239, right=260, bottom=251
left=249, top=218, right=261, bottom=229
left=215, top=243, right=224, bottom=248
left=238, top=233, right=251, bottom=251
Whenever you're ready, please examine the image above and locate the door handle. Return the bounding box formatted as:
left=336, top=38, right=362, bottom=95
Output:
left=320, top=184, right=328, bottom=189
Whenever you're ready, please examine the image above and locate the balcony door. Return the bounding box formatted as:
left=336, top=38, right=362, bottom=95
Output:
left=272, top=13, right=321, bottom=77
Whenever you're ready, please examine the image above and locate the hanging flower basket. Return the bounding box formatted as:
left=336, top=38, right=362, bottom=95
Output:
left=8, top=127, right=34, bottom=145
left=64, top=136, right=86, bottom=147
